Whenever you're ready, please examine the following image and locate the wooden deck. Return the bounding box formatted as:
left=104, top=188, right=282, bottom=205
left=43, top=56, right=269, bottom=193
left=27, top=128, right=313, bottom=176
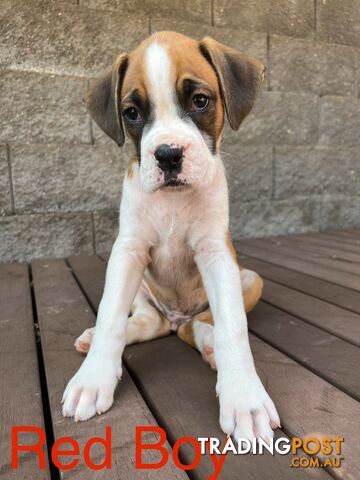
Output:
left=1, top=229, right=360, bottom=479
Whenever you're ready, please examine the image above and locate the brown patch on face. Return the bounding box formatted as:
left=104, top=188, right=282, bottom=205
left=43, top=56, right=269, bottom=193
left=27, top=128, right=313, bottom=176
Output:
left=165, top=34, right=224, bottom=149
left=120, top=32, right=224, bottom=152
left=177, top=74, right=223, bottom=152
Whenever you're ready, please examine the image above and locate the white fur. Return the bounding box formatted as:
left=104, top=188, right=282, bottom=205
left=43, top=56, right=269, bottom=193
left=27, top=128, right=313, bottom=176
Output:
left=62, top=39, right=280, bottom=440
left=140, top=43, right=217, bottom=192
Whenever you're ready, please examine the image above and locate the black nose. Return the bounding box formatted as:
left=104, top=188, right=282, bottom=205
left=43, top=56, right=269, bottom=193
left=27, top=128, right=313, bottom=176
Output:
left=154, top=144, right=183, bottom=172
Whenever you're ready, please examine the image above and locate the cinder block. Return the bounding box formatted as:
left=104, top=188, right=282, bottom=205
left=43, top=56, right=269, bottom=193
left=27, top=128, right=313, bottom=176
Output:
left=0, top=0, right=148, bottom=77
left=270, top=35, right=358, bottom=96
left=228, top=92, right=319, bottom=145
left=151, top=19, right=268, bottom=63
left=0, top=213, right=93, bottom=262
left=230, top=197, right=320, bottom=238
left=83, top=0, right=212, bottom=25
left=0, top=71, right=89, bottom=144
left=214, top=0, right=314, bottom=39
left=49, top=0, right=77, bottom=3
left=317, top=0, right=360, bottom=47
left=11, top=143, right=132, bottom=213
left=275, top=146, right=360, bottom=199
left=319, top=96, right=360, bottom=146
left=93, top=210, right=119, bottom=253
left=320, top=195, right=360, bottom=230
left=222, top=145, right=273, bottom=202
left=0, top=145, right=12, bottom=215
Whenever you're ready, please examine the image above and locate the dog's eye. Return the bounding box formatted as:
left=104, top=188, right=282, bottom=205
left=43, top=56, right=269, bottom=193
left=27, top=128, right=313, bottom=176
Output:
left=192, top=94, right=209, bottom=110
left=123, top=107, right=141, bottom=123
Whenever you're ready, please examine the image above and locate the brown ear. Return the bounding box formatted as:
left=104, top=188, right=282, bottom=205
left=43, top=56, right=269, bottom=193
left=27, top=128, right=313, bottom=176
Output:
left=86, top=54, right=128, bottom=146
left=199, top=37, right=265, bottom=130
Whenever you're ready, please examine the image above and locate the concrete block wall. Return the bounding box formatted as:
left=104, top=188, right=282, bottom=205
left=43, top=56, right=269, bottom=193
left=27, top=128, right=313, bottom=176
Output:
left=1, top=0, right=359, bottom=261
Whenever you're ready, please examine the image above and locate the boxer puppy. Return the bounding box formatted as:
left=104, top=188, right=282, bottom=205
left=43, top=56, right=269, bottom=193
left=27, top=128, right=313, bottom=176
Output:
left=62, top=31, right=280, bottom=441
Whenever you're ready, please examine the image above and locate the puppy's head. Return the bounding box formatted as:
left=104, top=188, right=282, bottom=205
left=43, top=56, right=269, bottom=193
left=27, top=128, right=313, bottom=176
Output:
left=87, top=32, right=265, bottom=192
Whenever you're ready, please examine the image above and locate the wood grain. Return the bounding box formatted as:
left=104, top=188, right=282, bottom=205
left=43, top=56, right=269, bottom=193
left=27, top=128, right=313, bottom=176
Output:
left=262, top=236, right=360, bottom=264
left=235, top=240, right=360, bottom=291
left=238, top=255, right=360, bottom=314
left=0, top=264, right=50, bottom=479
left=245, top=238, right=360, bottom=276
left=260, top=278, right=360, bottom=346
left=270, top=233, right=360, bottom=254
left=248, top=301, right=360, bottom=399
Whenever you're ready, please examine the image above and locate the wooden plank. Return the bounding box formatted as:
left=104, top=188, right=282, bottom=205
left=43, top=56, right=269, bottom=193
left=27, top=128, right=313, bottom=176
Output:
left=238, top=255, right=360, bottom=315
left=327, top=233, right=360, bottom=251
left=321, top=231, right=360, bottom=243
left=259, top=278, right=360, bottom=346
left=126, top=335, right=359, bottom=480
left=235, top=240, right=360, bottom=292
left=69, top=255, right=331, bottom=479
left=273, top=233, right=360, bottom=254
left=247, top=238, right=360, bottom=276
left=31, top=258, right=185, bottom=480
left=307, top=231, right=360, bottom=246
left=0, top=264, right=50, bottom=479
left=263, top=235, right=360, bottom=264
left=248, top=301, right=360, bottom=399
left=67, top=255, right=105, bottom=310
left=337, top=231, right=360, bottom=239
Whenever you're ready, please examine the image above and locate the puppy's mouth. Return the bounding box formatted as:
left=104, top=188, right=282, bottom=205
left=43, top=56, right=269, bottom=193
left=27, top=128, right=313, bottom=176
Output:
left=160, top=177, right=191, bottom=191
left=166, top=178, right=185, bottom=187
left=162, top=172, right=188, bottom=189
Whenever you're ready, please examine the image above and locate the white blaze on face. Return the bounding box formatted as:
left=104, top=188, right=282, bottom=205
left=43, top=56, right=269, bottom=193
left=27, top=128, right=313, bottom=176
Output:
left=145, top=42, right=178, bottom=121
left=139, top=41, right=219, bottom=193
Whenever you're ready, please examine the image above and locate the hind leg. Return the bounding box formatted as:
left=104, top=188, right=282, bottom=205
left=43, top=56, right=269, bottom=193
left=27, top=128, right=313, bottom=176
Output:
left=177, top=268, right=263, bottom=369
left=74, top=285, right=171, bottom=353
left=178, top=309, right=216, bottom=369
left=126, top=286, right=171, bottom=344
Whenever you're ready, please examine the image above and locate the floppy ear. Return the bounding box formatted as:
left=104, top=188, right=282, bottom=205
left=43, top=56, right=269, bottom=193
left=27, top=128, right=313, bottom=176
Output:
left=86, top=53, right=128, bottom=146
left=199, top=37, right=265, bottom=130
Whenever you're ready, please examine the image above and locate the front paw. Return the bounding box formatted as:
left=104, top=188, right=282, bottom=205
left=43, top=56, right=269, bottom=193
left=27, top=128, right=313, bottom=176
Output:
left=217, top=375, right=280, bottom=441
left=62, top=355, right=121, bottom=421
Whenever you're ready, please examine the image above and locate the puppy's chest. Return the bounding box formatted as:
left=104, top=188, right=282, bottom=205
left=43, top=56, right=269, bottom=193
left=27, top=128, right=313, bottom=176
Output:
left=150, top=229, right=194, bottom=280
left=148, top=200, right=195, bottom=272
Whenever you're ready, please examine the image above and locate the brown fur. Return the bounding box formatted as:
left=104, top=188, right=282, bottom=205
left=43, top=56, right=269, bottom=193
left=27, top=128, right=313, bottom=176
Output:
left=121, top=32, right=225, bottom=147
left=178, top=309, right=213, bottom=348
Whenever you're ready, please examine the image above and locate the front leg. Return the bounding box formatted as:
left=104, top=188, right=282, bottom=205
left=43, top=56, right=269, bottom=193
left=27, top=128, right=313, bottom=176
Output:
left=62, top=236, right=149, bottom=421
left=194, top=235, right=280, bottom=440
